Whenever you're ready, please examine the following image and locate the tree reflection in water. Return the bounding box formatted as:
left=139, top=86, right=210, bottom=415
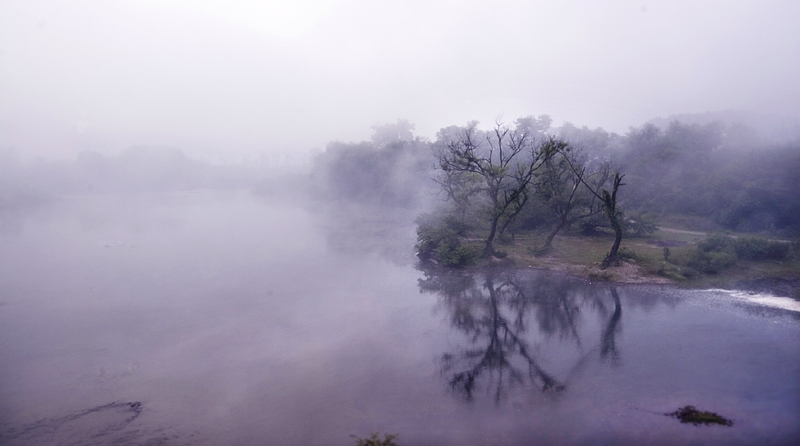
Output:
left=418, top=268, right=623, bottom=404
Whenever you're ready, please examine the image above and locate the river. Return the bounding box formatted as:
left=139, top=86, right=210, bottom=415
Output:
left=1, top=191, right=798, bottom=445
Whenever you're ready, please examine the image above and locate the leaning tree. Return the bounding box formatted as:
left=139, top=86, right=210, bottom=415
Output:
left=561, top=153, right=626, bottom=267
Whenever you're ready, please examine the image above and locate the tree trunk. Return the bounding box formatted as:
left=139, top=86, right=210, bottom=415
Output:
left=600, top=173, right=624, bottom=268
left=542, top=218, right=567, bottom=251
left=603, top=220, right=623, bottom=268
left=484, top=216, right=498, bottom=257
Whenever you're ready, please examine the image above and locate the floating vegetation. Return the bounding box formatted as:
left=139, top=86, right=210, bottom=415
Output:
left=351, top=432, right=399, bottom=446
left=667, top=405, right=733, bottom=426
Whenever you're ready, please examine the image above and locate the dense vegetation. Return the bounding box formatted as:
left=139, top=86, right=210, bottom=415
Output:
left=309, top=120, right=433, bottom=209
left=3, top=111, right=798, bottom=278
left=619, top=122, right=800, bottom=235
left=309, top=112, right=800, bottom=276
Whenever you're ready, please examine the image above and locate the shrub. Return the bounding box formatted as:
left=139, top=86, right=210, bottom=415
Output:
left=687, top=233, right=737, bottom=274
left=496, top=233, right=513, bottom=245
left=696, top=233, right=735, bottom=253
left=434, top=234, right=479, bottom=266
left=617, top=246, right=639, bottom=261
left=733, top=236, right=790, bottom=261
left=656, top=262, right=685, bottom=281
left=688, top=250, right=737, bottom=274
left=623, top=213, right=658, bottom=237
left=415, top=213, right=478, bottom=267
left=578, top=215, right=609, bottom=236
left=681, top=266, right=700, bottom=279
left=577, top=213, right=657, bottom=238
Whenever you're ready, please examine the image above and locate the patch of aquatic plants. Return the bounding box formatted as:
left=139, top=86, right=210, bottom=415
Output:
left=667, top=405, right=733, bottom=426
left=351, top=432, right=399, bottom=446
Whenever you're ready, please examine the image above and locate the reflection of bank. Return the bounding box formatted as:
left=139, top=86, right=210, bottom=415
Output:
left=418, top=268, right=623, bottom=404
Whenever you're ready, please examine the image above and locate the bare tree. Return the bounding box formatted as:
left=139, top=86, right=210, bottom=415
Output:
left=562, top=153, right=626, bottom=267
left=435, top=120, right=564, bottom=257
left=433, top=169, right=483, bottom=220
left=535, top=149, right=610, bottom=251
left=599, top=173, right=626, bottom=267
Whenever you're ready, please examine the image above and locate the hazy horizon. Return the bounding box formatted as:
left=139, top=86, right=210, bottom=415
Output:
left=2, top=0, right=799, bottom=161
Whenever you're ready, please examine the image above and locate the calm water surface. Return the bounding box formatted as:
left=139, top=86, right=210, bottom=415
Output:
left=1, top=191, right=798, bottom=445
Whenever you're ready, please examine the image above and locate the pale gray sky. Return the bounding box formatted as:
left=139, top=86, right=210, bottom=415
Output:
left=1, top=0, right=799, bottom=159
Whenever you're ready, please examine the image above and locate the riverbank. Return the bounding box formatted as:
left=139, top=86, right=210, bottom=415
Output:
left=459, top=227, right=800, bottom=299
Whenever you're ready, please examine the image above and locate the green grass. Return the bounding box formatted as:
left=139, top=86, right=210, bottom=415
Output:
left=455, top=227, right=800, bottom=293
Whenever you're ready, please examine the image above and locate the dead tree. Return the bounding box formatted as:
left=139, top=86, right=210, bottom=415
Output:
left=561, top=156, right=626, bottom=267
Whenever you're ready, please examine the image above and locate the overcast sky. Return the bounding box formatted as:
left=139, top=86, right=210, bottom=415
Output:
left=1, top=0, right=799, bottom=159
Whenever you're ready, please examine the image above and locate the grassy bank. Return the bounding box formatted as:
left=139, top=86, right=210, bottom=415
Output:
left=455, top=228, right=800, bottom=297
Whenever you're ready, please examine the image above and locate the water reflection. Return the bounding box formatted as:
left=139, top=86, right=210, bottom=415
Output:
left=419, top=268, right=625, bottom=404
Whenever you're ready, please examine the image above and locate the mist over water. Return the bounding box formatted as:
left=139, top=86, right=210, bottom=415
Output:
left=2, top=2, right=800, bottom=443
left=1, top=191, right=798, bottom=445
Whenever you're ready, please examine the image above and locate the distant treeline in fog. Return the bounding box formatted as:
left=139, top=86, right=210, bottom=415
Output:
left=312, top=114, right=800, bottom=236
left=3, top=112, right=798, bottom=237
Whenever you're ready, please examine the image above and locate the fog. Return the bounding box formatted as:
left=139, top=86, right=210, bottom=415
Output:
left=2, top=191, right=799, bottom=445
left=3, top=1, right=800, bottom=445
left=2, top=0, right=799, bottom=160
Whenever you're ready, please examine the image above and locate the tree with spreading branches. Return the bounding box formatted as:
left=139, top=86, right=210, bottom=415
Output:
left=535, top=148, right=611, bottom=251
left=562, top=154, right=626, bottom=267
left=434, top=119, right=565, bottom=257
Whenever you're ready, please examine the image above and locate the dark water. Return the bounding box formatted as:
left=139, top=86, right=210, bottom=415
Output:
left=1, top=192, right=798, bottom=446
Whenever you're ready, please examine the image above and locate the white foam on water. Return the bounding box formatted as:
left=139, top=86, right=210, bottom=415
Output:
left=705, top=288, right=800, bottom=313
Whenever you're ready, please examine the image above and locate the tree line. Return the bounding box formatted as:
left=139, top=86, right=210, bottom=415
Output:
left=310, top=114, right=800, bottom=268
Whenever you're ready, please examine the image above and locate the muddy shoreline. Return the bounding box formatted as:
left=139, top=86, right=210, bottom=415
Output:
left=430, top=255, right=800, bottom=301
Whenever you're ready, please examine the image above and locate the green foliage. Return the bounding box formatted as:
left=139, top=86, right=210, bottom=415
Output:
left=689, top=251, right=737, bottom=274
left=687, top=234, right=736, bottom=274
left=577, top=212, right=656, bottom=238
left=433, top=122, right=568, bottom=257
left=578, top=214, right=609, bottom=236
left=351, top=432, right=399, bottom=446
left=617, top=246, right=639, bottom=261
left=496, top=233, right=513, bottom=245
left=434, top=235, right=479, bottom=266
left=513, top=199, right=558, bottom=231
left=697, top=233, right=735, bottom=252
left=733, top=236, right=790, bottom=261
left=415, top=213, right=478, bottom=267
left=623, top=213, right=658, bottom=237
left=684, top=233, right=788, bottom=274
left=656, top=261, right=685, bottom=281
left=621, top=120, right=800, bottom=236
